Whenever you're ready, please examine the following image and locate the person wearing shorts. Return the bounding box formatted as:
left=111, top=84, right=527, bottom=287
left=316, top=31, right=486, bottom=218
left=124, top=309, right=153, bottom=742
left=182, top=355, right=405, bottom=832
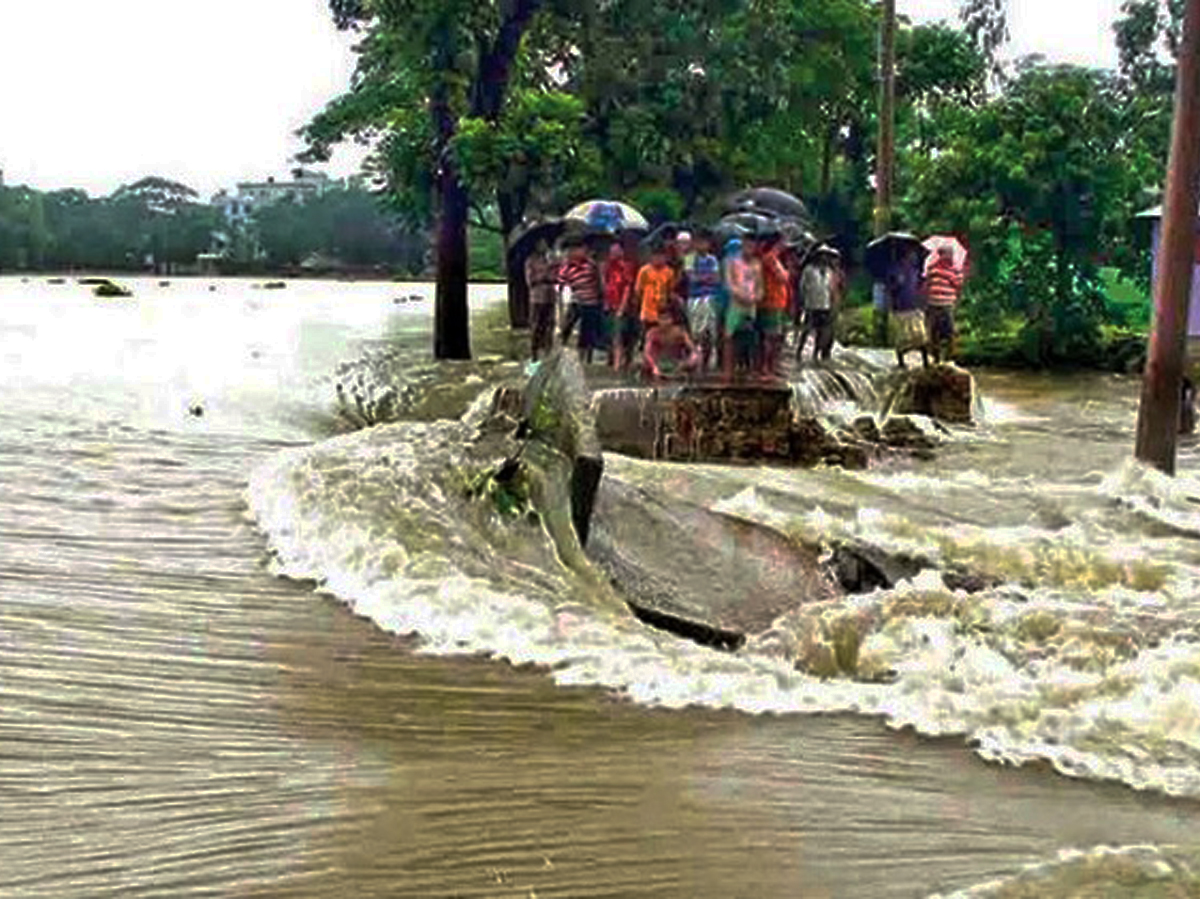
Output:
left=797, top=247, right=840, bottom=364
left=557, top=242, right=603, bottom=364
left=686, top=234, right=721, bottom=372
left=757, top=237, right=791, bottom=379
left=723, top=238, right=763, bottom=381
left=644, top=303, right=699, bottom=381
left=923, top=245, right=963, bottom=364
left=602, top=242, right=637, bottom=369
left=635, top=246, right=676, bottom=330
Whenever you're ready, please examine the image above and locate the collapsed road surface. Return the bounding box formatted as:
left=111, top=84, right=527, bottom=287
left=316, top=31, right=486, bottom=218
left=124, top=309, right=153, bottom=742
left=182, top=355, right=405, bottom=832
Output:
left=490, top=349, right=983, bottom=656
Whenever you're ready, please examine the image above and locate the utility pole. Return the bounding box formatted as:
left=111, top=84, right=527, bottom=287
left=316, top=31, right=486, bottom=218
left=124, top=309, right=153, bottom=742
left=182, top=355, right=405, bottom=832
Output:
left=1134, top=0, right=1200, bottom=475
left=874, top=0, right=896, bottom=236
left=873, top=0, right=897, bottom=345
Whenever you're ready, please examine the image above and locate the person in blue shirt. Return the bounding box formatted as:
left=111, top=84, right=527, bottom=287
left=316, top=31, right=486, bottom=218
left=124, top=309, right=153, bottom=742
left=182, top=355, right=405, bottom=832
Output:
left=686, top=233, right=721, bottom=372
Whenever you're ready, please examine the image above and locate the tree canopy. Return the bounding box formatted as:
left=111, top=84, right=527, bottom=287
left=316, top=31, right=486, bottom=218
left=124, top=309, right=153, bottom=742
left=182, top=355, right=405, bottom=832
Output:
left=900, top=63, right=1164, bottom=362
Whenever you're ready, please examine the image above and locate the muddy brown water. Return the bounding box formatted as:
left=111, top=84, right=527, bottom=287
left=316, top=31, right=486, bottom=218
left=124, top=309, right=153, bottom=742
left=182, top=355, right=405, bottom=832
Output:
left=2, top=277, right=1199, bottom=899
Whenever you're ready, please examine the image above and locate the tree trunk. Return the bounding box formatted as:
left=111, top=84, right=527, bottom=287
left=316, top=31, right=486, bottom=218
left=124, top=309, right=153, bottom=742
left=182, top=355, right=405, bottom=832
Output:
left=431, top=31, right=471, bottom=361
left=874, top=0, right=897, bottom=236
left=435, top=173, right=471, bottom=360
left=820, top=120, right=835, bottom=197
left=499, top=189, right=529, bottom=329
left=469, top=0, right=539, bottom=335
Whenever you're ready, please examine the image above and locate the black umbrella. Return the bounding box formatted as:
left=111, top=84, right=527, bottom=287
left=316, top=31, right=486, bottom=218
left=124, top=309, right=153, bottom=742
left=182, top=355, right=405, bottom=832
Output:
left=864, top=232, right=928, bottom=280
left=721, top=187, right=810, bottom=223
left=713, top=211, right=783, bottom=241
left=779, top=220, right=817, bottom=249
left=506, top=218, right=567, bottom=267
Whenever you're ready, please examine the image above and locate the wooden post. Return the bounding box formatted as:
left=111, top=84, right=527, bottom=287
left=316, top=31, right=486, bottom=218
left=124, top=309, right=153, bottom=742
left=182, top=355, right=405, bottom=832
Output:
left=873, top=0, right=896, bottom=347
left=1134, top=0, right=1200, bottom=474
left=874, top=0, right=896, bottom=237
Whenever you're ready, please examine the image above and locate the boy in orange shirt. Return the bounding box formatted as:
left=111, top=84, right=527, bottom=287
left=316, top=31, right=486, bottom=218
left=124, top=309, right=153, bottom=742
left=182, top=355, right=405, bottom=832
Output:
left=633, top=243, right=676, bottom=329
left=757, top=235, right=791, bottom=379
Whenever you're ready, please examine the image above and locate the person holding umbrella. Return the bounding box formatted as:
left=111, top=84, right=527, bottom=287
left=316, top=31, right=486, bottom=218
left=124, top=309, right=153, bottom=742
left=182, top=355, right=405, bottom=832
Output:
left=922, top=237, right=966, bottom=364
left=685, top=233, right=721, bottom=373
left=887, top=245, right=929, bottom=369
left=796, top=246, right=842, bottom=364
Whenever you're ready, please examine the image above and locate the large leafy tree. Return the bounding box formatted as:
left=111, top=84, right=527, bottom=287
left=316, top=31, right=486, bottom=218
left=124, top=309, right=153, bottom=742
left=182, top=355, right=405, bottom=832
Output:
left=304, top=0, right=901, bottom=342
left=303, top=0, right=587, bottom=358
left=555, top=0, right=880, bottom=218
left=104, top=178, right=219, bottom=271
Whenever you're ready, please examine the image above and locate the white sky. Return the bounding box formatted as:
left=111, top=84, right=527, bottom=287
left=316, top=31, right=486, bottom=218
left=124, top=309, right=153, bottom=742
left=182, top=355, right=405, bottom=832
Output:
left=0, top=0, right=1125, bottom=199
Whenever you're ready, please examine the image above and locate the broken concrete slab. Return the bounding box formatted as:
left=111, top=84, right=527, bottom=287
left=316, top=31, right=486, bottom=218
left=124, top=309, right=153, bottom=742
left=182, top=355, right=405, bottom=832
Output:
left=586, top=477, right=842, bottom=648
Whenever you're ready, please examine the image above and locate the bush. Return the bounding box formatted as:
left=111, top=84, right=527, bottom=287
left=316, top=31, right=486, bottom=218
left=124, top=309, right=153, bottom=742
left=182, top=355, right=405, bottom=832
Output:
left=469, top=225, right=505, bottom=281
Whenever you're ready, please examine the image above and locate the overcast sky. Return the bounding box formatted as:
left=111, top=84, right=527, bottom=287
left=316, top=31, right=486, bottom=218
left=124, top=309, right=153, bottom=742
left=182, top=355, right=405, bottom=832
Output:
left=0, top=0, right=1125, bottom=199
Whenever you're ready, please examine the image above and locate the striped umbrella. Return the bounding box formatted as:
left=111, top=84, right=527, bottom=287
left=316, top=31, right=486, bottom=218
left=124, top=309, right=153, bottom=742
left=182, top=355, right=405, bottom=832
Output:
left=563, top=200, right=649, bottom=233
left=922, top=234, right=968, bottom=274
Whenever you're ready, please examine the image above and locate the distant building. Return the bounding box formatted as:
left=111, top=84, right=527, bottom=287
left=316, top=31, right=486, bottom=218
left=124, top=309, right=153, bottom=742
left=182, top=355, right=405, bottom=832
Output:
left=211, top=168, right=333, bottom=225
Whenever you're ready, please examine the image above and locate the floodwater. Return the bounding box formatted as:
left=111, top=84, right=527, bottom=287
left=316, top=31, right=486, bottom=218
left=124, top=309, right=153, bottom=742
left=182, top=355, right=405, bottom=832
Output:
left=3, top=274, right=1200, bottom=899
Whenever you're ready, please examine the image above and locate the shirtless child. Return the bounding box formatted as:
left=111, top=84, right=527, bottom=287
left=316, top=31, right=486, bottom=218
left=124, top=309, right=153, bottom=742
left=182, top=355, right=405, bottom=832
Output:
left=643, top=304, right=700, bottom=382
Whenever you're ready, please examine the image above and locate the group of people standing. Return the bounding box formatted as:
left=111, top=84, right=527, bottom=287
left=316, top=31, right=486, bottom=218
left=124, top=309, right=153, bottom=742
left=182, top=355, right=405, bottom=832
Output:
left=524, top=230, right=846, bottom=382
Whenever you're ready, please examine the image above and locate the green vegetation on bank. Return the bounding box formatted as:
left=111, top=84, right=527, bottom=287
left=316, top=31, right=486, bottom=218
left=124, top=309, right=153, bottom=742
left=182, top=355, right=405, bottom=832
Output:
left=0, top=175, right=430, bottom=276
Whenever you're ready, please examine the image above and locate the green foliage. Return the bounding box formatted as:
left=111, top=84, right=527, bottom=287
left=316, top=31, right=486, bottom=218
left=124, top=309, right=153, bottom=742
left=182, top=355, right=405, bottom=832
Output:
left=458, top=460, right=534, bottom=520
left=1115, top=0, right=1180, bottom=95
left=958, top=0, right=1009, bottom=85
left=468, top=225, right=504, bottom=280
left=560, top=0, right=882, bottom=214
left=300, top=0, right=1171, bottom=372
left=0, top=178, right=220, bottom=272
left=0, top=177, right=424, bottom=274
left=628, top=187, right=685, bottom=226
left=254, top=186, right=425, bottom=269
left=900, top=65, right=1162, bottom=364
left=1099, top=266, right=1151, bottom=330
left=897, top=22, right=987, bottom=105
left=453, top=89, right=600, bottom=219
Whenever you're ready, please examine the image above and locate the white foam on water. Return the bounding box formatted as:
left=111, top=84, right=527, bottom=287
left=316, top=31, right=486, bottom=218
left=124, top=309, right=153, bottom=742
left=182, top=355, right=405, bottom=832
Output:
left=931, top=843, right=1195, bottom=898
left=248, top=414, right=1200, bottom=801
left=975, top=395, right=1050, bottom=426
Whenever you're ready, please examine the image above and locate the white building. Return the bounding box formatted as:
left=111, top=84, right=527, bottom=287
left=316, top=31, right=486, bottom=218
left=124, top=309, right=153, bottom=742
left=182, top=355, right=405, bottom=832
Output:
left=211, top=168, right=333, bottom=225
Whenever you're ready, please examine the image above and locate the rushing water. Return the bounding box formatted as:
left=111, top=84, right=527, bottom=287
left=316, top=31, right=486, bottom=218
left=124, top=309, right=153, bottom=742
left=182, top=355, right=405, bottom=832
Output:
left=3, top=274, right=1200, bottom=898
